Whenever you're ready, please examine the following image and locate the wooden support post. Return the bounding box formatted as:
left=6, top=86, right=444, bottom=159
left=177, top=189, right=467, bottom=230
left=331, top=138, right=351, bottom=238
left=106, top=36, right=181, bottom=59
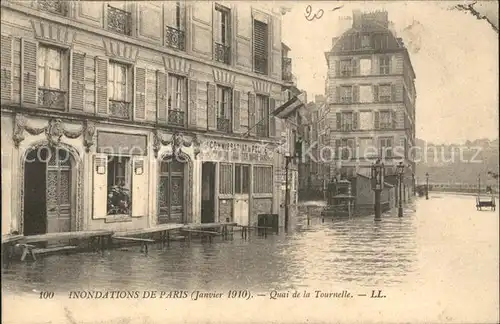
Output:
left=19, top=244, right=36, bottom=261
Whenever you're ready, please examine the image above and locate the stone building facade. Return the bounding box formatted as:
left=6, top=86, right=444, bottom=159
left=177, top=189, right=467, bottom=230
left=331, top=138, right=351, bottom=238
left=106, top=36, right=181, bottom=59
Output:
left=0, top=1, right=298, bottom=235
left=322, top=10, right=416, bottom=200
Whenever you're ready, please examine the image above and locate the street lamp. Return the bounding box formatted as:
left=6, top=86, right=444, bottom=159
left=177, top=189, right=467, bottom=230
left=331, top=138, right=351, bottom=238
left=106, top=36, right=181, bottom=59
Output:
left=397, top=162, right=404, bottom=217
left=412, top=174, right=416, bottom=196
left=371, top=159, right=385, bottom=221
left=425, top=172, right=429, bottom=200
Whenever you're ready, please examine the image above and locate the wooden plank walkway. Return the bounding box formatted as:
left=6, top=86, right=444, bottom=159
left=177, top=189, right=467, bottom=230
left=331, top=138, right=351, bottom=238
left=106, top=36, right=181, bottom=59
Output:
left=2, top=234, right=24, bottom=245
left=21, top=230, right=113, bottom=243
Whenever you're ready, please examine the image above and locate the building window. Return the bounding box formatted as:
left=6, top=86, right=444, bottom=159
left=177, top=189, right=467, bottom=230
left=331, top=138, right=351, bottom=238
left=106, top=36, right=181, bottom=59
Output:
left=379, top=111, right=392, bottom=129
left=214, top=5, right=231, bottom=64
left=341, top=112, right=353, bottom=131
left=253, top=165, right=273, bottom=194
left=235, top=164, right=250, bottom=194
left=255, top=94, right=269, bottom=137
left=216, top=85, right=232, bottom=133
left=378, top=84, right=391, bottom=102
left=108, top=61, right=130, bottom=119
left=380, top=56, right=390, bottom=75
left=168, top=74, right=187, bottom=127
left=107, top=156, right=132, bottom=215
left=340, top=59, right=351, bottom=77
left=253, top=19, right=268, bottom=74
left=107, top=4, right=132, bottom=35
left=361, top=35, right=370, bottom=48
left=37, top=0, right=66, bottom=15
left=165, top=1, right=186, bottom=50
left=359, top=111, right=373, bottom=130
left=219, top=163, right=233, bottom=194
left=341, top=138, right=355, bottom=159
left=359, top=85, right=373, bottom=103
left=340, top=86, right=352, bottom=103
left=358, top=138, right=374, bottom=158
left=359, top=58, right=371, bottom=76
left=379, top=137, right=393, bottom=158
left=38, top=45, right=67, bottom=110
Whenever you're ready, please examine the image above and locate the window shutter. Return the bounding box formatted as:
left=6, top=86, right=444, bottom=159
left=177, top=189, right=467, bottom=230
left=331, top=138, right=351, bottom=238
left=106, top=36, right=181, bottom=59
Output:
left=351, top=58, right=359, bottom=76
left=157, top=71, right=167, bottom=123
left=21, top=39, right=38, bottom=105
left=353, top=85, right=359, bottom=103
left=391, top=84, right=397, bottom=102
left=335, top=60, right=340, bottom=77
left=336, top=112, right=341, bottom=130
left=336, top=86, right=341, bottom=103
left=391, top=110, right=397, bottom=129
left=1, top=34, right=13, bottom=102
left=373, top=85, right=379, bottom=102
left=188, top=78, right=198, bottom=128
left=69, top=51, right=85, bottom=112
left=374, top=111, right=380, bottom=129
left=253, top=20, right=268, bottom=73
left=92, top=154, right=108, bottom=219
left=233, top=89, right=240, bottom=132
left=207, top=82, right=216, bottom=130
left=131, top=156, right=147, bottom=217
left=353, top=112, right=359, bottom=130
left=269, top=97, right=276, bottom=137
left=248, top=92, right=256, bottom=136
left=95, top=57, right=108, bottom=115
left=134, top=66, right=146, bottom=120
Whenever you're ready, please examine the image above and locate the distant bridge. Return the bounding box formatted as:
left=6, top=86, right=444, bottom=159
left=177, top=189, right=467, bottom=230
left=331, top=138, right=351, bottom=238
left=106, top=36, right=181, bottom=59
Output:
left=422, top=183, right=497, bottom=194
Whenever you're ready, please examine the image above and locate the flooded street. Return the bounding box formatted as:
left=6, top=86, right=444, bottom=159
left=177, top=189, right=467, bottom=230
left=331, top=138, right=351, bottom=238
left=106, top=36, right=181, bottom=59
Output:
left=3, top=193, right=499, bottom=323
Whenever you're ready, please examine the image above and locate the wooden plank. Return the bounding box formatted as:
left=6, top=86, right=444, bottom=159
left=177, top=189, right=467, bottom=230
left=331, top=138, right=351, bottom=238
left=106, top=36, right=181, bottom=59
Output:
left=2, top=234, right=24, bottom=244
left=112, top=236, right=156, bottom=243
left=184, top=223, right=237, bottom=229
left=22, top=230, right=113, bottom=243
left=180, top=229, right=220, bottom=235
left=33, top=246, right=77, bottom=254
left=114, top=224, right=184, bottom=237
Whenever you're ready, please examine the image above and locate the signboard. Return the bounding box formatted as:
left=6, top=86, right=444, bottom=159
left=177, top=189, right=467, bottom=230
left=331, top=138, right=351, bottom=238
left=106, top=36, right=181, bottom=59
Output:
left=200, top=139, right=274, bottom=163
left=97, top=131, right=148, bottom=156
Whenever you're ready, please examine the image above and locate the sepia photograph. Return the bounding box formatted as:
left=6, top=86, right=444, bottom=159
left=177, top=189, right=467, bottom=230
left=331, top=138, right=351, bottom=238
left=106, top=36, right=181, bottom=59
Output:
left=1, top=0, right=498, bottom=323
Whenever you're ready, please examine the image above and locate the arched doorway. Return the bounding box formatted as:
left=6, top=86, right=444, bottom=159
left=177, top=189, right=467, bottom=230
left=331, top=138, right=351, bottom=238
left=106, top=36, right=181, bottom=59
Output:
left=23, top=147, right=74, bottom=235
left=158, top=157, right=186, bottom=224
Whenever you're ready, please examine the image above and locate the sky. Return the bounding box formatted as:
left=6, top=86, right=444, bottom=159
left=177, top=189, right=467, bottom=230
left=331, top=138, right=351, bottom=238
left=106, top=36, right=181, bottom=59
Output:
left=279, top=1, right=498, bottom=145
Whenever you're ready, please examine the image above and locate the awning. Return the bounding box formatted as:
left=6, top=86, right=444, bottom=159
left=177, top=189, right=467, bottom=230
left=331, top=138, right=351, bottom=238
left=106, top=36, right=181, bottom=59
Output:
left=272, top=92, right=306, bottom=119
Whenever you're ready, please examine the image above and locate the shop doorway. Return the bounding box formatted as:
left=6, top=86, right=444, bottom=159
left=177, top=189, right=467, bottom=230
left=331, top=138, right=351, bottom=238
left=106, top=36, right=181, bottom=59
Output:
left=158, top=157, right=186, bottom=224
left=201, top=162, right=216, bottom=223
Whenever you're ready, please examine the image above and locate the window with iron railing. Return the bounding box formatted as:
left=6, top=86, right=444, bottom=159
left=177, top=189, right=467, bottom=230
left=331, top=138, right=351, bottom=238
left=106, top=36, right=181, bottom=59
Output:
left=108, top=61, right=131, bottom=119
left=340, top=60, right=351, bottom=77
left=340, top=112, right=353, bottom=131
left=107, top=5, right=132, bottom=36
left=38, top=45, right=67, bottom=110
left=168, top=74, right=187, bottom=127
left=214, top=5, right=231, bottom=64
left=379, top=137, right=393, bottom=158
left=378, top=85, right=391, bottom=102
left=282, top=57, right=292, bottom=81
left=216, top=85, right=232, bottom=133
left=380, top=56, right=390, bottom=75
left=253, top=20, right=268, bottom=75
left=255, top=95, right=269, bottom=137
left=379, top=111, right=392, bottom=129
left=37, top=0, right=66, bottom=15
left=340, top=86, right=352, bottom=103
left=165, top=1, right=185, bottom=50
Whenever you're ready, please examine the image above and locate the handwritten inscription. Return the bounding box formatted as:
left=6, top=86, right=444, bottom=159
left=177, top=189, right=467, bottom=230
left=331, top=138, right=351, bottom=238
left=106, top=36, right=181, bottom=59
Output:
left=304, top=5, right=344, bottom=21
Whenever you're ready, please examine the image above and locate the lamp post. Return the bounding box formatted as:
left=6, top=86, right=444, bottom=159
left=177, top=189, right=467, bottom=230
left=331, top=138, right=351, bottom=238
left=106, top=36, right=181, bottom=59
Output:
left=412, top=174, right=416, bottom=196
left=425, top=172, right=429, bottom=200
left=397, top=162, right=404, bottom=217
left=284, top=153, right=292, bottom=232
left=371, top=159, right=385, bottom=221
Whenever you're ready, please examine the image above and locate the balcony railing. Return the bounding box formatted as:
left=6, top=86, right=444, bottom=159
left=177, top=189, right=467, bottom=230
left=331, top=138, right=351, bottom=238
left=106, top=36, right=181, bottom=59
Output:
left=109, top=100, right=131, bottom=119
left=214, top=42, right=231, bottom=64
left=38, top=88, right=66, bottom=110
left=282, top=57, right=292, bottom=81
left=168, top=109, right=186, bottom=127
left=340, top=124, right=353, bottom=132
left=165, top=26, right=185, bottom=51
left=255, top=122, right=268, bottom=137
left=217, top=117, right=231, bottom=133
left=37, top=0, right=66, bottom=15
left=379, top=123, right=392, bottom=130
left=254, top=55, right=268, bottom=75
left=107, top=5, right=132, bottom=35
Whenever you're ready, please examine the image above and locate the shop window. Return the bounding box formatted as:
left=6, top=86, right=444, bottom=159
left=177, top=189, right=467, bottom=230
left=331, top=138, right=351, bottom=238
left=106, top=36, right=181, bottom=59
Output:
left=107, top=156, right=132, bottom=215
left=253, top=165, right=273, bottom=194
left=235, top=164, right=250, bottom=194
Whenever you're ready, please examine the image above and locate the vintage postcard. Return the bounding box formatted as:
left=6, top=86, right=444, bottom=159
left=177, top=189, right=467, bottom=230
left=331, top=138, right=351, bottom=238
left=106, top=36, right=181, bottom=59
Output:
left=1, top=0, right=498, bottom=323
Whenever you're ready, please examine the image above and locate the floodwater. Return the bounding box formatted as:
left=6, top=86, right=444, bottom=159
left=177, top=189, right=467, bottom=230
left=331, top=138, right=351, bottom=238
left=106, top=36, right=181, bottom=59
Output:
left=2, top=193, right=499, bottom=324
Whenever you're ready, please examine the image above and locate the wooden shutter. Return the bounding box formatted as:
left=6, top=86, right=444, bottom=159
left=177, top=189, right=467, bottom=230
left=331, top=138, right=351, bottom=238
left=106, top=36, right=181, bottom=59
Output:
left=95, top=57, right=108, bottom=115
left=336, top=86, right=341, bottom=103
left=373, top=85, right=379, bottom=102
left=353, top=85, right=359, bottom=103
left=248, top=92, right=256, bottom=136
left=335, top=60, right=340, bottom=77
left=336, top=112, right=341, bottom=130
left=253, top=20, right=268, bottom=72
left=374, top=111, right=380, bottom=129
left=391, top=84, right=397, bottom=102
left=188, top=78, right=198, bottom=128
left=22, top=39, right=38, bottom=105
left=233, top=89, right=240, bottom=132
left=157, top=71, right=167, bottom=123
left=1, top=34, right=13, bottom=102
left=353, top=112, right=359, bottom=130
left=70, top=51, right=85, bottom=112
left=134, top=67, right=146, bottom=120
left=207, top=82, right=216, bottom=130
left=269, top=98, right=276, bottom=137
left=351, top=58, right=358, bottom=76
left=131, top=156, right=147, bottom=217
left=92, top=154, right=108, bottom=219
left=391, top=110, right=397, bottom=129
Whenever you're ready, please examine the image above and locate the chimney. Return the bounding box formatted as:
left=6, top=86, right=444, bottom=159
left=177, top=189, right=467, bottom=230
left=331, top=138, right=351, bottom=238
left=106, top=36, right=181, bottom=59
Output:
left=352, top=10, right=362, bottom=28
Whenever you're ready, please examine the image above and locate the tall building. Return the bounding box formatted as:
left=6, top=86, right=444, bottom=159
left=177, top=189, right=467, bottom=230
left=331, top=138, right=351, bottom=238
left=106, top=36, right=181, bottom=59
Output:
left=323, top=10, right=416, bottom=198
left=0, top=1, right=299, bottom=235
